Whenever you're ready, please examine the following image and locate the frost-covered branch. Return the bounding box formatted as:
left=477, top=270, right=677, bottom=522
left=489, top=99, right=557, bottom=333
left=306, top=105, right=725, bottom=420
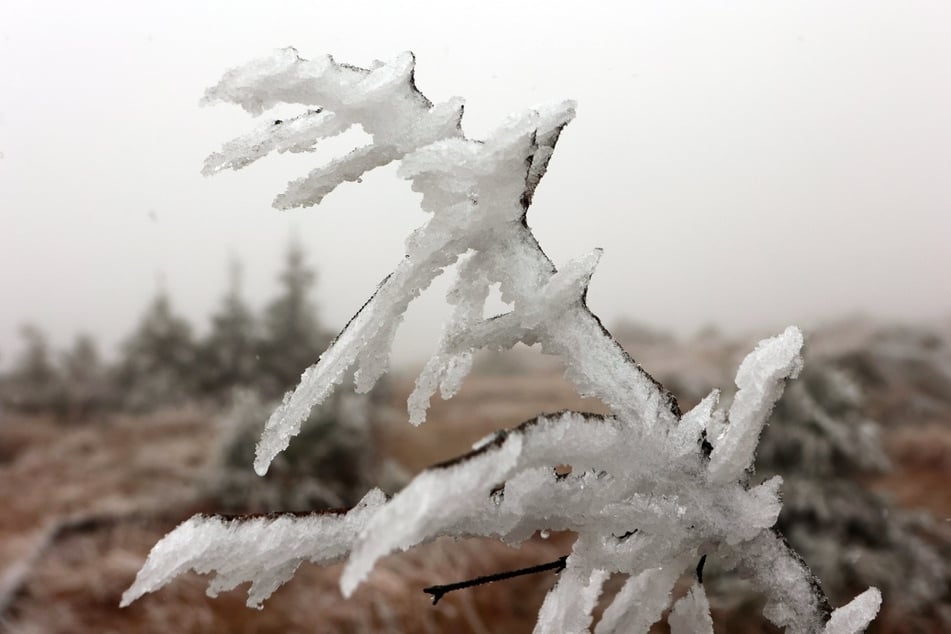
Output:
left=123, top=50, right=881, bottom=633
left=203, top=50, right=678, bottom=474
left=121, top=488, right=386, bottom=609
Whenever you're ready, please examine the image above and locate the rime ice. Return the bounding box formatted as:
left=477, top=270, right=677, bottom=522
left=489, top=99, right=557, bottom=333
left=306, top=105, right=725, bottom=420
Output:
left=120, top=488, right=386, bottom=609
left=124, top=50, right=881, bottom=633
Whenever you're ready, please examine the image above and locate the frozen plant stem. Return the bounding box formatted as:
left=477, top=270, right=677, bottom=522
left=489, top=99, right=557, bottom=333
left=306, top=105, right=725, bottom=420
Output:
left=122, top=49, right=882, bottom=634
left=423, top=556, right=568, bottom=605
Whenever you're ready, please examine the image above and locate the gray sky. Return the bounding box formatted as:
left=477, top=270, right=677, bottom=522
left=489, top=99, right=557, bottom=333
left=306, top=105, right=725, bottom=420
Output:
left=1, top=0, right=949, bottom=366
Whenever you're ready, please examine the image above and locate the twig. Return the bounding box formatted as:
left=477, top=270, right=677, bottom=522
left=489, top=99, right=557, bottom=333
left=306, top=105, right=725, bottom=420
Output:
left=423, top=556, right=568, bottom=605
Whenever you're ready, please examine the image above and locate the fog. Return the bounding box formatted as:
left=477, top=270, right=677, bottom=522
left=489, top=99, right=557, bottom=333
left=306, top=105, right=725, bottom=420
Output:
left=2, top=0, right=949, bottom=366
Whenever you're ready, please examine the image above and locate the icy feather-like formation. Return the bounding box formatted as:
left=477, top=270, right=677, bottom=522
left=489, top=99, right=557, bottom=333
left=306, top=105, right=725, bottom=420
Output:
left=822, top=588, right=882, bottom=634
left=338, top=410, right=784, bottom=595
left=534, top=567, right=608, bottom=634
left=202, top=109, right=348, bottom=174
left=594, top=559, right=690, bottom=634
left=120, top=488, right=385, bottom=609
left=124, top=50, right=881, bottom=632
left=708, top=325, right=804, bottom=483
left=668, top=583, right=714, bottom=634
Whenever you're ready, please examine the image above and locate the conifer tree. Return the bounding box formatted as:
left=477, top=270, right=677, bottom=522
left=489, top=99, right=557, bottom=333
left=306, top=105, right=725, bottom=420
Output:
left=257, top=240, right=330, bottom=398
left=2, top=324, right=61, bottom=414
left=116, top=290, right=197, bottom=411
left=199, top=258, right=260, bottom=399
left=59, top=333, right=111, bottom=420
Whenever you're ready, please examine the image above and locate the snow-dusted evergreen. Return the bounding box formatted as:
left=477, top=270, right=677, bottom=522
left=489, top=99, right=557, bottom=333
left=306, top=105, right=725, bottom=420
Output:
left=122, top=49, right=881, bottom=633
left=755, top=362, right=948, bottom=614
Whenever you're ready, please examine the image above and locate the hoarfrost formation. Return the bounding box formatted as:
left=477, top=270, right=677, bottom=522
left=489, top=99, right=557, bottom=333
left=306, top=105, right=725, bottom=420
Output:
left=123, top=50, right=881, bottom=633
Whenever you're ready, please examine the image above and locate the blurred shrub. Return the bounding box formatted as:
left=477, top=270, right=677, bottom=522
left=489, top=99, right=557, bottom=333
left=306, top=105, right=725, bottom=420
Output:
left=207, top=390, right=405, bottom=513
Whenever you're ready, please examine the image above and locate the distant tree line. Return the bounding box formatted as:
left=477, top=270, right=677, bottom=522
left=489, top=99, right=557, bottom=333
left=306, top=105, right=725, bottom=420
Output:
left=0, top=242, right=331, bottom=420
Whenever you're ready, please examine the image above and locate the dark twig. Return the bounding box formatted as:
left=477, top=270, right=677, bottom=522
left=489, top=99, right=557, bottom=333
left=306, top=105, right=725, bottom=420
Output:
left=423, top=556, right=568, bottom=605
left=696, top=554, right=707, bottom=585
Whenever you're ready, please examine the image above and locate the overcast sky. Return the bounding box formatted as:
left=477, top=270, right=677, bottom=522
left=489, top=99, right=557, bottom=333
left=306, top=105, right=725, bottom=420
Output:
left=1, top=0, right=949, bottom=366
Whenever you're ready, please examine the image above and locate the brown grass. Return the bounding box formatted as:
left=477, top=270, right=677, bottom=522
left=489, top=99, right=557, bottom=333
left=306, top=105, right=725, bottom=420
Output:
left=869, top=422, right=951, bottom=518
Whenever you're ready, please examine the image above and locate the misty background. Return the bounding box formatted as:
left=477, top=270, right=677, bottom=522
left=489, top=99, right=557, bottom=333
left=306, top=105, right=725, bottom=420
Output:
left=2, top=0, right=949, bottom=368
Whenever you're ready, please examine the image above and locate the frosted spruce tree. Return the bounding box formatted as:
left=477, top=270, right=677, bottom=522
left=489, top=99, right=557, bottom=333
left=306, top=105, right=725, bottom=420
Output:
left=116, top=290, right=198, bottom=411
left=197, top=258, right=260, bottom=399
left=257, top=239, right=332, bottom=399
left=1, top=325, right=60, bottom=414
left=122, top=50, right=882, bottom=633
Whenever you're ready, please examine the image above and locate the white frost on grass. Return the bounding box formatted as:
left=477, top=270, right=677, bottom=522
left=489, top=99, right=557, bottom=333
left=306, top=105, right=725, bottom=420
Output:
left=124, top=50, right=882, bottom=633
